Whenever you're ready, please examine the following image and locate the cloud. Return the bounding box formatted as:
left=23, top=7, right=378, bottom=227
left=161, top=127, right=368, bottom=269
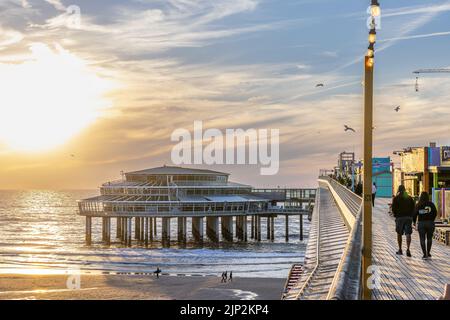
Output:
left=0, top=28, right=24, bottom=49
left=380, top=30, right=450, bottom=42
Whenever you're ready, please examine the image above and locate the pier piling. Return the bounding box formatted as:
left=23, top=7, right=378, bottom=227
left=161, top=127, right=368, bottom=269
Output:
left=192, top=217, right=204, bottom=243
left=85, top=216, right=92, bottom=245
left=127, top=217, right=132, bottom=246
left=285, top=215, right=289, bottom=242
left=206, top=216, right=219, bottom=242
left=162, top=217, right=171, bottom=246
left=145, top=217, right=149, bottom=246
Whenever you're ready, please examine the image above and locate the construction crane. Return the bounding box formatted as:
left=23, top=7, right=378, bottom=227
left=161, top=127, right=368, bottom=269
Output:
left=413, top=68, right=450, bottom=92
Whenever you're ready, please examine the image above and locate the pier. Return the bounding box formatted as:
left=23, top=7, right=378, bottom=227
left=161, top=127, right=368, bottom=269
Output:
left=283, top=176, right=450, bottom=300
left=78, top=166, right=315, bottom=246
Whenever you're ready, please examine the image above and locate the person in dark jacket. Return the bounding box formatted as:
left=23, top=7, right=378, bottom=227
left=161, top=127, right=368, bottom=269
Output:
left=392, top=185, right=415, bottom=257
left=414, top=192, right=437, bottom=259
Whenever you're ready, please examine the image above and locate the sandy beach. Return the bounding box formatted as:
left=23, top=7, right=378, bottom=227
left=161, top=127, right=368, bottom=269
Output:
left=0, top=274, right=285, bottom=300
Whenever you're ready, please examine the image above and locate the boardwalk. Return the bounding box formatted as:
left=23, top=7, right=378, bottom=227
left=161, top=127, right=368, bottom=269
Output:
left=283, top=185, right=349, bottom=300
left=372, top=198, right=450, bottom=300
left=283, top=179, right=450, bottom=300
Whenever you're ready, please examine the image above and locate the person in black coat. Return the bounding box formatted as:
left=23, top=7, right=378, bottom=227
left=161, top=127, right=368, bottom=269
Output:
left=414, top=192, right=437, bottom=259
left=392, top=185, right=415, bottom=257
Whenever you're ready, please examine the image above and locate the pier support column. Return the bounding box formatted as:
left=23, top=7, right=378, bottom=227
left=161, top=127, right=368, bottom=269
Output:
left=116, top=217, right=121, bottom=239
left=145, top=217, right=149, bottom=247
left=178, top=217, right=187, bottom=243
left=101, top=217, right=105, bottom=242
left=127, top=217, right=132, bottom=247
left=270, top=216, right=275, bottom=241
left=149, top=217, right=154, bottom=242
left=162, top=217, right=171, bottom=246
left=122, top=217, right=127, bottom=244
left=251, top=215, right=255, bottom=239
left=153, top=217, right=157, bottom=237
left=243, top=216, right=247, bottom=242
left=285, top=215, right=289, bottom=242
left=85, top=216, right=92, bottom=245
left=206, top=216, right=219, bottom=242
left=140, top=217, right=145, bottom=241
left=135, top=217, right=140, bottom=240
left=104, top=217, right=111, bottom=245
left=257, top=216, right=261, bottom=241
left=122, top=217, right=127, bottom=245
left=221, top=216, right=233, bottom=242
left=266, top=217, right=270, bottom=240
left=192, top=217, right=204, bottom=243
left=299, top=214, right=303, bottom=241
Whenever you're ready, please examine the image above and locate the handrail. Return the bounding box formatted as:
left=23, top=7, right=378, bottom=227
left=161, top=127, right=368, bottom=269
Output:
left=318, top=176, right=363, bottom=300
left=294, top=189, right=321, bottom=299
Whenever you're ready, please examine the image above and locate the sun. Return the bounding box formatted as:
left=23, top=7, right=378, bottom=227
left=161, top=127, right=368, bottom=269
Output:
left=0, top=43, right=113, bottom=152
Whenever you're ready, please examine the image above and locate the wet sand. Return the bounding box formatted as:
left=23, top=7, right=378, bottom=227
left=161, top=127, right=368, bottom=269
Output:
left=0, top=274, right=285, bottom=300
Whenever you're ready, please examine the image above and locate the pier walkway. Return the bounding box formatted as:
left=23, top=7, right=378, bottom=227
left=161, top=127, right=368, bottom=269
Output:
left=282, top=184, right=349, bottom=300
left=283, top=177, right=450, bottom=300
left=372, top=198, right=450, bottom=300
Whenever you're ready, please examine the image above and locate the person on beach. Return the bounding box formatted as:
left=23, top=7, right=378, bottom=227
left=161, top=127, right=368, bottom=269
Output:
left=392, top=185, right=415, bottom=257
left=229, top=271, right=233, bottom=282
left=414, top=192, right=437, bottom=260
left=224, top=271, right=228, bottom=282
left=372, top=182, right=377, bottom=207
left=220, top=272, right=226, bottom=283
left=154, top=267, right=161, bottom=278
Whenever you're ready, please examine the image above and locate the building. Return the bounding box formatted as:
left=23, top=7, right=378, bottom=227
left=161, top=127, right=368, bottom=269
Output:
left=372, top=157, right=393, bottom=198
left=393, top=143, right=450, bottom=198
left=338, top=151, right=355, bottom=177
left=78, top=166, right=314, bottom=246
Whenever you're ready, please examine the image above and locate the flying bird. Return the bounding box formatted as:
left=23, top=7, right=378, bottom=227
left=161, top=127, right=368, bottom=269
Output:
left=344, top=125, right=356, bottom=132
left=316, top=83, right=324, bottom=87
left=394, top=106, right=400, bottom=112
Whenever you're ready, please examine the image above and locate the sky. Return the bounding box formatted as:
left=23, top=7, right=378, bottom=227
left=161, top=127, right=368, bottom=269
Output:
left=0, top=0, right=449, bottom=189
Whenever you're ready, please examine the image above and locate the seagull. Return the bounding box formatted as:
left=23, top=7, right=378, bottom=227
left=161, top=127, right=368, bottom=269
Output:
left=394, top=106, right=400, bottom=112
left=316, top=83, right=324, bottom=87
left=344, top=125, right=356, bottom=132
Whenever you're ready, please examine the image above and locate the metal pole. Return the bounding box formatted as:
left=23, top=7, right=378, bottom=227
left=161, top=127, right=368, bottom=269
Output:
left=362, top=55, right=374, bottom=300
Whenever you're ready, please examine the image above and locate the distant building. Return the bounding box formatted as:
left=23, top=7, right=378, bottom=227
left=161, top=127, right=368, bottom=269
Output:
left=393, top=143, right=450, bottom=197
left=338, top=151, right=355, bottom=177
left=354, top=157, right=393, bottom=198
left=372, top=157, right=393, bottom=198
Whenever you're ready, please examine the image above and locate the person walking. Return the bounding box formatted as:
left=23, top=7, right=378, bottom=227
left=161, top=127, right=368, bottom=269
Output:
left=392, top=185, right=415, bottom=257
left=414, top=192, right=437, bottom=260
left=229, top=271, right=233, bottom=282
left=220, top=272, right=225, bottom=283
left=372, top=182, right=377, bottom=207
left=223, top=271, right=228, bottom=282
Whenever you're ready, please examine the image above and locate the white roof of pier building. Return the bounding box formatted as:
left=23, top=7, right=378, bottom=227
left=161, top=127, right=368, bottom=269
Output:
left=126, top=166, right=229, bottom=176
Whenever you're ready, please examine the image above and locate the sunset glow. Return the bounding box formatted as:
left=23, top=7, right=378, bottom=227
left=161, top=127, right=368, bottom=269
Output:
left=0, top=43, right=112, bottom=152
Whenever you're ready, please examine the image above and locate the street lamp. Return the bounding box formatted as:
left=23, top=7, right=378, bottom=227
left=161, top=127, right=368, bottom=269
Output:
left=362, top=0, right=380, bottom=301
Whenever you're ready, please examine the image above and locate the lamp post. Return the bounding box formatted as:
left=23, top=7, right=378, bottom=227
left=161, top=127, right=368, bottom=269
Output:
left=362, top=0, right=380, bottom=301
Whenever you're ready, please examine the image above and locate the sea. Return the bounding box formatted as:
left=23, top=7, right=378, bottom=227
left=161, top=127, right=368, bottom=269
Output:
left=0, top=190, right=309, bottom=278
